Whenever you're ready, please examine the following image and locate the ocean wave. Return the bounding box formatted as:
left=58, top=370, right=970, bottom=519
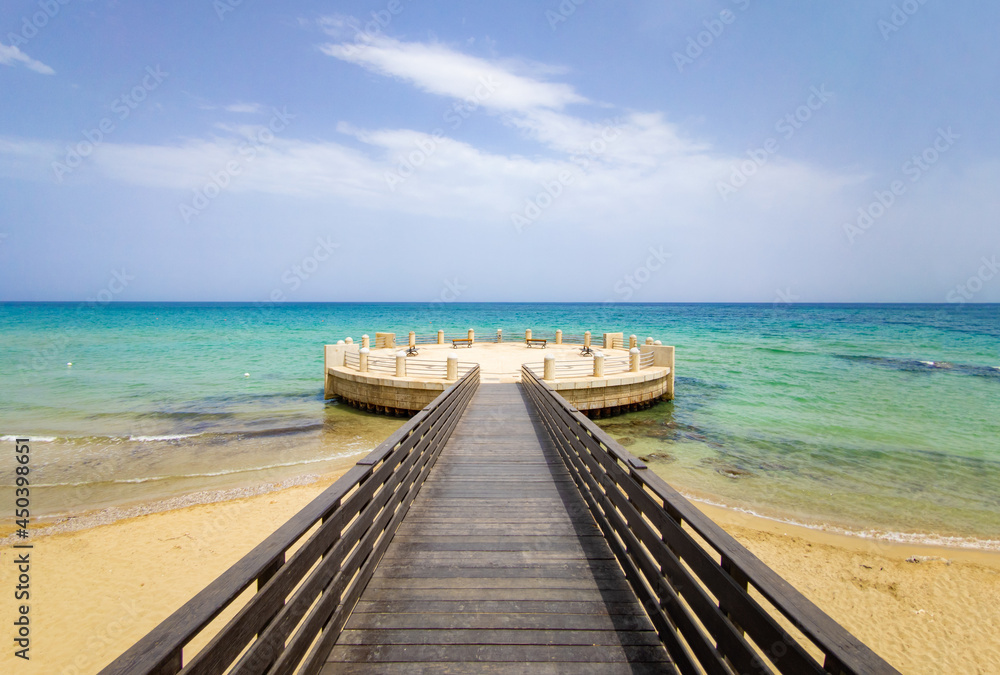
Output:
left=687, top=494, right=1000, bottom=552
left=28, top=451, right=367, bottom=488
left=128, top=433, right=200, bottom=442
left=0, top=435, right=56, bottom=442
left=835, top=354, right=1000, bottom=379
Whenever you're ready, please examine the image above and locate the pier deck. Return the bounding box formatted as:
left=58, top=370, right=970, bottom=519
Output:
left=326, top=384, right=672, bottom=672
left=102, top=365, right=898, bottom=675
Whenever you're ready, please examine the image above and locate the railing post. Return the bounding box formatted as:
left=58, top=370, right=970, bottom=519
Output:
left=555, top=329, right=562, bottom=344
left=543, top=354, right=555, bottom=381
left=593, top=351, right=604, bottom=377
left=467, top=328, right=474, bottom=343
left=359, top=347, right=369, bottom=373
left=525, top=328, right=532, bottom=342
left=646, top=336, right=654, bottom=345
left=446, top=354, right=457, bottom=381
left=437, top=329, right=444, bottom=345
left=395, top=350, right=406, bottom=377
left=345, top=337, right=353, bottom=345
left=361, top=334, right=369, bottom=348
left=629, top=334, right=638, bottom=349
left=584, top=331, right=591, bottom=351
left=408, top=331, right=415, bottom=350
left=630, top=347, right=641, bottom=372
left=496, top=328, right=502, bottom=343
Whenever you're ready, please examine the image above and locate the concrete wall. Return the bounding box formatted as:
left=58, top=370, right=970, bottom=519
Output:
left=639, top=344, right=675, bottom=400
left=325, top=366, right=447, bottom=413
left=548, top=367, right=670, bottom=412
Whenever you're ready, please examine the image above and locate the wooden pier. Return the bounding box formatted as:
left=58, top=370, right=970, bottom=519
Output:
left=328, top=383, right=671, bottom=672
left=102, top=367, right=899, bottom=675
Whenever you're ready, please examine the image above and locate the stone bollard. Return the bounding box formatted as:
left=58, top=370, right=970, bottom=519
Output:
left=446, top=354, right=458, bottom=380
left=395, top=350, right=406, bottom=377
left=646, top=337, right=654, bottom=345
left=361, top=334, right=370, bottom=348
left=630, top=347, right=641, bottom=372
left=345, top=337, right=353, bottom=345
left=467, top=328, right=474, bottom=343
left=584, top=331, right=592, bottom=351
left=337, top=339, right=345, bottom=345
left=543, top=354, right=555, bottom=381
left=497, top=328, right=502, bottom=343
left=654, top=340, right=662, bottom=346
left=525, top=328, right=532, bottom=341
left=555, top=329, right=562, bottom=344
left=437, top=329, right=444, bottom=345
left=359, top=347, right=369, bottom=373
left=409, top=331, right=416, bottom=350
left=593, top=351, right=604, bottom=377
left=629, top=335, right=638, bottom=349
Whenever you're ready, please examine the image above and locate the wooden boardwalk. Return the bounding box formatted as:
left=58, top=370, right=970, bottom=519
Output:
left=326, top=383, right=674, bottom=673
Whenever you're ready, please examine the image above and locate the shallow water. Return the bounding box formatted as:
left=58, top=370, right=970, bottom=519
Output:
left=1, top=302, right=998, bottom=548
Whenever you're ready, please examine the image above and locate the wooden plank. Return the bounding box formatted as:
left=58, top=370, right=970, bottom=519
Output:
left=335, top=628, right=663, bottom=646
left=352, top=600, right=648, bottom=615
left=328, top=644, right=671, bottom=663
left=321, top=661, right=675, bottom=674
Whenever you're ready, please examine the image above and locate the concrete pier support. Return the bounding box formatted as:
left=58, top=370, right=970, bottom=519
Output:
left=543, top=354, right=555, bottom=381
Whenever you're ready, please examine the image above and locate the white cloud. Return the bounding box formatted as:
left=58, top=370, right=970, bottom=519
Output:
left=224, top=103, right=264, bottom=114
left=320, top=36, right=587, bottom=112
left=0, top=43, right=54, bottom=75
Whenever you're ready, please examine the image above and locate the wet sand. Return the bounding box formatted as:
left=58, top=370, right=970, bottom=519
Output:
left=2, top=477, right=998, bottom=674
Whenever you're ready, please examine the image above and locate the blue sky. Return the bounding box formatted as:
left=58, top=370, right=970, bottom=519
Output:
left=1, top=0, right=998, bottom=303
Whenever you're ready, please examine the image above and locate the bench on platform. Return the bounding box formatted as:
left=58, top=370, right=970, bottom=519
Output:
left=526, top=338, right=547, bottom=349
left=452, top=338, right=473, bottom=348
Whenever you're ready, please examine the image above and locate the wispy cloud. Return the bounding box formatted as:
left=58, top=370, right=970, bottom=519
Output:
left=224, top=102, right=264, bottom=114
left=0, top=43, right=55, bottom=75
left=320, top=36, right=587, bottom=112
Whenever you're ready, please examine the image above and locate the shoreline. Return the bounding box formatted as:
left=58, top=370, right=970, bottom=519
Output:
left=1, top=475, right=998, bottom=673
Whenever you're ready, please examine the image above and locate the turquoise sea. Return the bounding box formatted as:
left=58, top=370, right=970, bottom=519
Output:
left=1, top=302, right=998, bottom=549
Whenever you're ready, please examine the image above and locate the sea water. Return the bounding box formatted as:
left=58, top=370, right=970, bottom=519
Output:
left=1, top=302, right=997, bottom=548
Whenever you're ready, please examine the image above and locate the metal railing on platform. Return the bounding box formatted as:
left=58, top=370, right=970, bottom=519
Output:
left=100, top=367, right=481, bottom=675
left=521, top=365, right=898, bottom=675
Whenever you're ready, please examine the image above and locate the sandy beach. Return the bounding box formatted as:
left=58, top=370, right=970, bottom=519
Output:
left=2, top=476, right=998, bottom=675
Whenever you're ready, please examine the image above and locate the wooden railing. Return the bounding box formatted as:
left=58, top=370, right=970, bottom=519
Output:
left=521, top=365, right=899, bottom=675
left=100, top=366, right=480, bottom=675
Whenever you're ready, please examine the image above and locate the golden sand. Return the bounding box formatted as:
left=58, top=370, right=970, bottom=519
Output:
left=2, top=476, right=998, bottom=674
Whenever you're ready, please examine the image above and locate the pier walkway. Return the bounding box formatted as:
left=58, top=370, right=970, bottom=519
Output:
left=102, top=366, right=898, bottom=675
left=327, top=384, right=671, bottom=672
